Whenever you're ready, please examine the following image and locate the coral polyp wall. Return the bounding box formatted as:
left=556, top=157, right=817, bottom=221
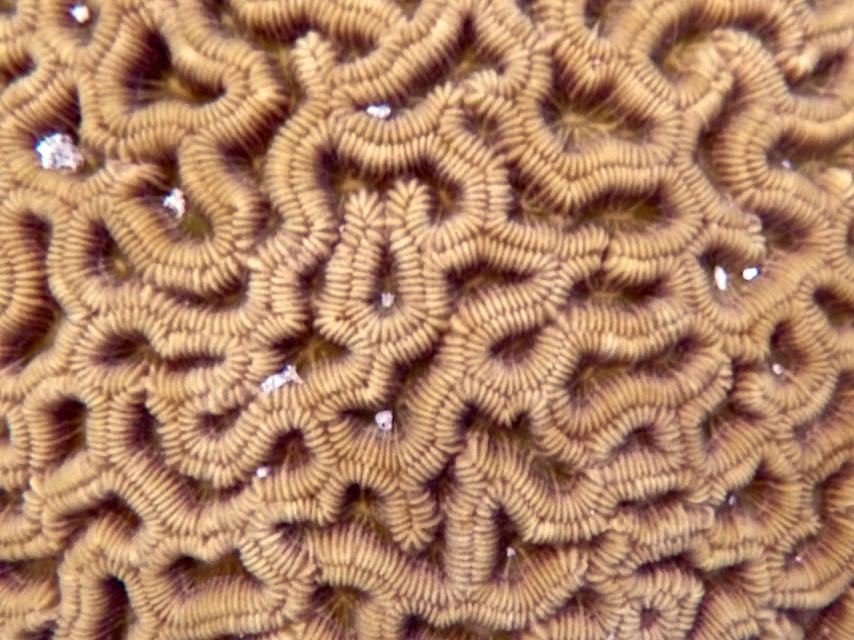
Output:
left=0, top=0, right=853, bottom=638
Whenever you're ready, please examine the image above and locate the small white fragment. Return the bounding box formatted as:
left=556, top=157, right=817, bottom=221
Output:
left=793, top=554, right=804, bottom=564
left=727, top=493, right=737, bottom=507
left=771, top=362, right=785, bottom=376
left=781, top=158, right=793, bottom=170
left=162, top=188, right=186, bottom=219
left=374, top=409, right=393, bottom=432
left=713, top=265, right=728, bottom=291
left=35, top=133, right=84, bottom=171
left=365, top=103, right=392, bottom=120
left=380, top=291, right=395, bottom=309
left=742, top=266, right=760, bottom=281
left=260, top=364, right=303, bottom=393
left=69, top=3, right=91, bottom=24
left=260, top=373, right=285, bottom=394
left=505, top=546, right=516, bottom=558
left=280, top=364, right=303, bottom=384
left=255, top=466, right=269, bottom=478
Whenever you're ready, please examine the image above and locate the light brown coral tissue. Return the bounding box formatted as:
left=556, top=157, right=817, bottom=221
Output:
left=0, top=0, right=853, bottom=639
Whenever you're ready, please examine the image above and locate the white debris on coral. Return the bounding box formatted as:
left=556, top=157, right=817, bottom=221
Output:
left=260, top=364, right=303, bottom=393
left=69, top=3, right=91, bottom=24
left=505, top=547, right=516, bottom=558
left=374, top=409, right=393, bottom=432
left=771, top=362, right=785, bottom=377
left=162, top=188, right=186, bottom=219
left=365, top=103, right=392, bottom=120
left=380, top=291, right=395, bottom=308
left=713, top=265, right=728, bottom=291
left=255, top=466, right=270, bottom=478
left=727, top=493, right=737, bottom=507
left=780, top=158, right=793, bottom=170
left=742, top=266, right=760, bottom=281
left=35, top=133, right=84, bottom=171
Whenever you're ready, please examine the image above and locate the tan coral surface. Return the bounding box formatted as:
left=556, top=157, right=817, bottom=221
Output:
left=0, top=0, right=853, bottom=638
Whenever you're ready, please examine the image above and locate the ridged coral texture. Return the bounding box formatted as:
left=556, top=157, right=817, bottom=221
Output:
left=0, top=0, right=853, bottom=638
